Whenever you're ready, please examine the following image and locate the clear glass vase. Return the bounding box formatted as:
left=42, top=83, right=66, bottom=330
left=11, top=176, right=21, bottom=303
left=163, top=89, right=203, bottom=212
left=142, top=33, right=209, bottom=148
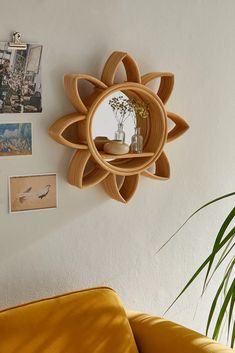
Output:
left=130, top=127, right=143, bottom=153
left=114, top=123, right=125, bottom=143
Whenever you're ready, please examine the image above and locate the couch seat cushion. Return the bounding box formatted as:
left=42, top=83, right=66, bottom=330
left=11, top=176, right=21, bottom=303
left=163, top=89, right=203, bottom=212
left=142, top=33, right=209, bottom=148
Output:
left=0, top=287, right=138, bottom=353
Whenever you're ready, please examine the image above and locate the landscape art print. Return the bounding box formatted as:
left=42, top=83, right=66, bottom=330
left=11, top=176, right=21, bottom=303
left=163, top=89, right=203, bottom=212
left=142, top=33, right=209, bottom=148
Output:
left=0, top=43, right=42, bottom=113
left=9, top=174, right=57, bottom=213
left=0, top=123, right=32, bottom=156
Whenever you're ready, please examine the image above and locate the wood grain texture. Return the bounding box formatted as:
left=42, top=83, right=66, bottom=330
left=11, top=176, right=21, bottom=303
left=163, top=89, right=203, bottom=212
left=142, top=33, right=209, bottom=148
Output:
left=167, top=112, right=189, bottom=142
left=68, top=150, right=109, bottom=188
left=103, top=174, right=139, bottom=203
left=101, top=51, right=141, bottom=86
left=64, top=74, right=107, bottom=114
left=142, top=151, right=170, bottom=180
left=141, top=72, right=174, bottom=104
left=48, top=113, right=87, bottom=149
left=99, top=152, right=155, bottom=160
left=49, top=51, right=189, bottom=203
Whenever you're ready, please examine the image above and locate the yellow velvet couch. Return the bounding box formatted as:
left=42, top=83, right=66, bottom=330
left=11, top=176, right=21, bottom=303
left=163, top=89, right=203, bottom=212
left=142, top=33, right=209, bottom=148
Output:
left=0, top=287, right=233, bottom=353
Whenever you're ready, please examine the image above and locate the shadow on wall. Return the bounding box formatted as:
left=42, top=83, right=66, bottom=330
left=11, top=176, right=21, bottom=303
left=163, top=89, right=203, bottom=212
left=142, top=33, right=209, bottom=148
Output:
left=0, top=47, right=119, bottom=262
left=1, top=178, right=109, bottom=262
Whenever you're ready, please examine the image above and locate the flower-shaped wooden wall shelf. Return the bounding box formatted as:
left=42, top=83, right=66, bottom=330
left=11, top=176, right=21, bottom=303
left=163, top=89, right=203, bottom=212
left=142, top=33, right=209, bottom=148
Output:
left=49, top=51, right=189, bottom=203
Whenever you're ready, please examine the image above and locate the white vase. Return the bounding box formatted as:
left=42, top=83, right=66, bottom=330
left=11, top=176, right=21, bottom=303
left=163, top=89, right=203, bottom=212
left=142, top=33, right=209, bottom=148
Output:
left=103, top=140, right=129, bottom=155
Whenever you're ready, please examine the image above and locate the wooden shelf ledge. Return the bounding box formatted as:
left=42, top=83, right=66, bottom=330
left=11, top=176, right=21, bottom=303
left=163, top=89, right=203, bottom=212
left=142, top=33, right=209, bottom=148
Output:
left=99, top=151, right=154, bottom=160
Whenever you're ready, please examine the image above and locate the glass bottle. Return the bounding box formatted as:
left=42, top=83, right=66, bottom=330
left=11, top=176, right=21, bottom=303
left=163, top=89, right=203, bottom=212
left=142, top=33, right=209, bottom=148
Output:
left=130, top=127, right=143, bottom=153
left=114, top=122, right=125, bottom=143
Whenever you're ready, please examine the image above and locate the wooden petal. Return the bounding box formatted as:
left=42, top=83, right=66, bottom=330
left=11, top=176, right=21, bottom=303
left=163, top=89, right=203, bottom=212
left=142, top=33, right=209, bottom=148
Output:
left=49, top=113, right=88, bottom=149
left=64, top=74, right=107, bottom=114
left=68, top=150, right=109, bottom=188
left=103, top=174, right=140, bottom=203
left=167, top=112, right=189, bottom=142
left=101, top=51, right=141, bottom=86
left=142, top=151, right=170, bottom=180
left=141, top=72, right=174, bottom=104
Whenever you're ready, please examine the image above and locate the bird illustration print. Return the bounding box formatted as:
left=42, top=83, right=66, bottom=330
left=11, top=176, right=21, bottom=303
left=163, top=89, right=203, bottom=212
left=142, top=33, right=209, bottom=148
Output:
left=18, top=185, right=51, bottom=203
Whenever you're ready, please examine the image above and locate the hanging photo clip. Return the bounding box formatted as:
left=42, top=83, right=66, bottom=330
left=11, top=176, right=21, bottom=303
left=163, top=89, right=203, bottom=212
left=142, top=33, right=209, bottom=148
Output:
left=8, top=32, right=27, bottom=50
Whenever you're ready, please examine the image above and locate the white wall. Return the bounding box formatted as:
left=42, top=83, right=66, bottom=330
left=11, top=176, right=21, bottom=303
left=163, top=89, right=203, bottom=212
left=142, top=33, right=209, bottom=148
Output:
left=0, top=0, right=234, bottom=343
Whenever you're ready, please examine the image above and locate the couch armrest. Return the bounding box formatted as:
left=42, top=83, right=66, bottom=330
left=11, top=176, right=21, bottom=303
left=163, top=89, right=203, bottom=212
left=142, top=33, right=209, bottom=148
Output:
left=127, top=312, right=233, bottom=353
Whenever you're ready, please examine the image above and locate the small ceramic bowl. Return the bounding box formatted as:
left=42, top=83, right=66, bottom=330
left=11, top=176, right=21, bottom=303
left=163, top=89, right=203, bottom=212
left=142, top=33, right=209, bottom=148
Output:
left=103, top=140, right=130, bottom=155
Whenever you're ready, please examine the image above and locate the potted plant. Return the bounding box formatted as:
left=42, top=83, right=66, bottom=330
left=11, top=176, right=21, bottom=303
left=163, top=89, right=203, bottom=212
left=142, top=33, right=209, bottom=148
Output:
left=159, top=192, right=235, bottom=348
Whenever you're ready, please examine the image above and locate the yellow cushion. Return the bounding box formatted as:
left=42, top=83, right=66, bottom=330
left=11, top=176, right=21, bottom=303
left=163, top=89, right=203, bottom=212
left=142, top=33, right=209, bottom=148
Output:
left=128, top=312, right=234, bottom=353
left=0, top=287, right=138, bottom=353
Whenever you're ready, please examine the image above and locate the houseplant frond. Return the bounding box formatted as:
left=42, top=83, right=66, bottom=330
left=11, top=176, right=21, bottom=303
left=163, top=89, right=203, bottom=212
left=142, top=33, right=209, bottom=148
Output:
left=205, top=259, right=234, bottom=336
left=161, top=192, right=235, bottom=347
left=163, top=226, right=235, bottom=315
left=157, top=192, right=235, bottom=254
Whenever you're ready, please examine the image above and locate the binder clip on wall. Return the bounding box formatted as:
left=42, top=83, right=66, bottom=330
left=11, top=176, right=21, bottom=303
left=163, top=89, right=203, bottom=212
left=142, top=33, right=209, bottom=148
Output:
left=8, top=32, right=27, bottom=50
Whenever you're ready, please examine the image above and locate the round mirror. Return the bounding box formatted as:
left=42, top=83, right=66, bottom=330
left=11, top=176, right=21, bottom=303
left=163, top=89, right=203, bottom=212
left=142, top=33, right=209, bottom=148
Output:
left=87, top=83, right=166, bottom=175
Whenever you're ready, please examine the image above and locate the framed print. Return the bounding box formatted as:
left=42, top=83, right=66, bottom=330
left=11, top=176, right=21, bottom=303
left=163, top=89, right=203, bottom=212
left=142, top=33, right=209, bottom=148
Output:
left=0, top=123, right=32, bottom=156
left=9, top=173, right=57, bottom=213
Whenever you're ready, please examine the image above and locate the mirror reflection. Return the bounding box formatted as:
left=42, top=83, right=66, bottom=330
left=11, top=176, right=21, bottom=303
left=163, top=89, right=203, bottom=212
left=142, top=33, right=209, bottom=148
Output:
left=92, top=92, right=149, bottom=155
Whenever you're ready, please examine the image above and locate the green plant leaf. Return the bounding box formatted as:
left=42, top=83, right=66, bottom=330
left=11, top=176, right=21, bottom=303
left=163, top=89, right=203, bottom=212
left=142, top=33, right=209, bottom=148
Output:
left=214, top=238, right=234, bottom=274
left=202, top=207, right=235, bottom=294
left=205, top=245, right=234, bottom=293
left=227, top=288, right=235, bottom=342
left=161, top=193, right=235, bottom=347
left=231, top=320, right=235, bottom=348
left=163, top=227, right=235, bottom=315
left=157, top=192, right=235, bottom=254
left=224, top=258, right=235, bottom=296
left=203, top=237, right=234, bottom=294
left=212, top=279, right=234, bottom=341
left=205, top=259, right=234, bottom=335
